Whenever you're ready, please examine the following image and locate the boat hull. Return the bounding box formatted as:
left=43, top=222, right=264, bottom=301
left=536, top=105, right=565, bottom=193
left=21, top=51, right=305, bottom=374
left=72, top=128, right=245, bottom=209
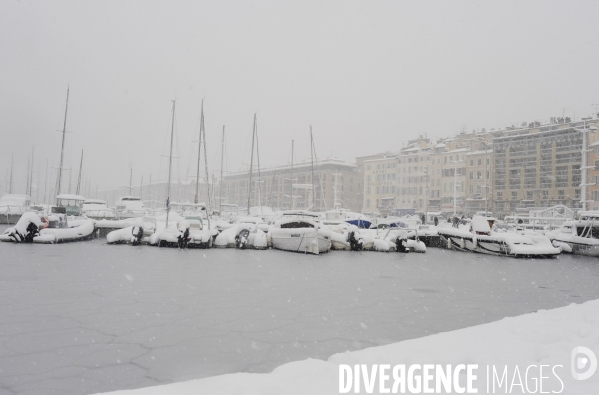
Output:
left=270, top=229, right=331, bottom=255
left=437, top=230, right=559, bottom=258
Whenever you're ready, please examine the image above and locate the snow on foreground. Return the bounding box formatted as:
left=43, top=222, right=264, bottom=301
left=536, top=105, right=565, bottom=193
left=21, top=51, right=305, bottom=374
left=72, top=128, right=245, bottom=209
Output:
left=96, top=300, right=599, bottom=395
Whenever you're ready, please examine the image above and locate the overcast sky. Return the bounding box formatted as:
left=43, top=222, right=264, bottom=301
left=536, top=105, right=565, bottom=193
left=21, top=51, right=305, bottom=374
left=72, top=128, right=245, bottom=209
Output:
left=1, top=0, right=599, bottom=196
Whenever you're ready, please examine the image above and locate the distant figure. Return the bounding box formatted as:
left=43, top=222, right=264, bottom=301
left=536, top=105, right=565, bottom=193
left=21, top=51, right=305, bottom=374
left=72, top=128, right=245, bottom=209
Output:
left=452, top=216, right=460, bottom=228
left=434, top=216, right=438, bottom=226
left=421, top=214, right=425, bottom=224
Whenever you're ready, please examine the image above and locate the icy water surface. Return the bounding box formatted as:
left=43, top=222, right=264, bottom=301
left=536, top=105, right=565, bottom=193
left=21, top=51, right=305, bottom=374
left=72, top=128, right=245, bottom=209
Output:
left=0, top=228, right=598, bottom=395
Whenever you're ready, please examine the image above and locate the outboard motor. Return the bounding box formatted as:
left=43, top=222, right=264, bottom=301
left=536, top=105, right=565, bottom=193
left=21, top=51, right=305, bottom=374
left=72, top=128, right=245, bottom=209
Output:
left=235, top=229, right=250, bottom=249
left=6, top=213, right=41, bottom=243
left=348, top=231, right=363, bottom=251
left=395, top=233, right=409, bottom=253
left=131, top=226, right=144, bottom=246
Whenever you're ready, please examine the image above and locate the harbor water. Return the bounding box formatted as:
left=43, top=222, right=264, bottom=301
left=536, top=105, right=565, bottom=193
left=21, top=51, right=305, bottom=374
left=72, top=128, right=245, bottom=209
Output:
left=1, top=225, right=598, bottom=395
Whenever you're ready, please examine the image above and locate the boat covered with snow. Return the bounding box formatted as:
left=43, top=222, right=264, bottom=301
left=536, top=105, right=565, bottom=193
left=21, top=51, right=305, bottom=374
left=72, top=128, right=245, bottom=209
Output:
left=270, top=211, right=332, bottom=254
left=437, top=216, right=559, bottom=258
left=214, top=217, right=268, bottom=249
left=0, top=194, right=31, bottom=224
left=82, top=199, right=116, bottom=220
left=0, top=208, right=96, bottom=244
left=548, top=211, right=599, bottom=256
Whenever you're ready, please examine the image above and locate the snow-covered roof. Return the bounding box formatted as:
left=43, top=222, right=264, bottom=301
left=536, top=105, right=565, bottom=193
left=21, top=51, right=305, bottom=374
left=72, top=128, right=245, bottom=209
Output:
left=83, top=199, right=106, bottom=204
left=56, top=194, right=85, bottom=201
left=466, top=150, right=494, bottom=156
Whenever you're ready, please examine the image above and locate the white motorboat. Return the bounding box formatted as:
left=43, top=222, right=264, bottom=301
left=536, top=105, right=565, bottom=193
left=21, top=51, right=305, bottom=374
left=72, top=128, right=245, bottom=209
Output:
left=55, top=194, right=86, bottom=216
left=437, top=216, right=560, bottom=258
left=269, top=211, right=332, bottom=255
left=0, top=194, right=31, bottom=224
left=548, top=211, right=599, bottom=256
left=115, top=196, right=147, bottom=219
left=82, top=199, right=116, bottom=220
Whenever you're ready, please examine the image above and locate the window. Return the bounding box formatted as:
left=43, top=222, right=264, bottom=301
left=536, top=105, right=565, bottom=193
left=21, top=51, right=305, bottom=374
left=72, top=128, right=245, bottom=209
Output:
left=477, top=158, right=482, bottom=166
left=469, top=172, right=474, bottom=180
left=470, top=160, right=474, bottom=166
left=512, top=191, right=518, bottom=199
left=497, top=191, right=503, bottom=199
left=477, top=171, right=482, bottom=180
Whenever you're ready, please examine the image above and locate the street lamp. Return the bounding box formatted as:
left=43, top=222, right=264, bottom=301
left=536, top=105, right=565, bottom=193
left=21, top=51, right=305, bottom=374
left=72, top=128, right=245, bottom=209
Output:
left=450, top=160, right=464, bottom=216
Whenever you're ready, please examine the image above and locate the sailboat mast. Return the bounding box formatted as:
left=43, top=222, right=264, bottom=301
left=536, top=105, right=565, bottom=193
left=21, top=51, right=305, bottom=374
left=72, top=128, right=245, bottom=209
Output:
left=56, top=87, right=69, bottom=203
left=25, top=156, right=30, bottom=196
left=28, top=146, right=34, bottom=197
left=255, top=121, right=263, bottom=216
left=219, top=125, right=225, bottom=212
left=290, top=140, right=294, bottom=210
left=247, top=114, right=256, bottom=214
left=76, top=149, right=83, bottom=196
left=165, top=100, right=176, bottom=228
left=195, top=100, right=204, bottom=204
left=9, top=155, right=13, bottom=194
left=310, top=127, right=315, bottom=210
left=201, top=106, right=211, bottom=229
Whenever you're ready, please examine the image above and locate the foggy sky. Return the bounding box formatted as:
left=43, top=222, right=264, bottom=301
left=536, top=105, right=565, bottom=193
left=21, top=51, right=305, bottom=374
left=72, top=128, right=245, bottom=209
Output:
left=1, top=0, right=599, bottom=197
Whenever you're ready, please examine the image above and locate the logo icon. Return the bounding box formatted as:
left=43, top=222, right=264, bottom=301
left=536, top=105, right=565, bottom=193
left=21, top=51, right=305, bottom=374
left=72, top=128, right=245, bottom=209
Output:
left=571, top=346, right=597, bottom=380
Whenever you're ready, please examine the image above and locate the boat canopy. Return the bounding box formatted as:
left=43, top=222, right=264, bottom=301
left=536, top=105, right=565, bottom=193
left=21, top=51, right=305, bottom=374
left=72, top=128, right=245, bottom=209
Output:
left=345, top=218, right=372, bottom=229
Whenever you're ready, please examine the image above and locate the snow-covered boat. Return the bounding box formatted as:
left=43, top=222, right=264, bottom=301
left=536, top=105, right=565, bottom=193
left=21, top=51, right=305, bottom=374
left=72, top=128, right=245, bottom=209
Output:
left=269, top=211, right=332, bottom=254
left=548, top=212, right=599, bottom=256
left=0, top=209, right=96, bottom=244
left=0, top=194, right=31, bottom=224
left=56, top=194, right=86, bottom=216
left=115, top=196, right=147, bottom=219
left=148, top=214, right=217, bottom=249
left=105, top=217, right=157, bottom=245
left=82, top=199, right=116, bottom=220
left=437, top=216, right=560, bottom=258
left=214, top=217, right=268, bottom=249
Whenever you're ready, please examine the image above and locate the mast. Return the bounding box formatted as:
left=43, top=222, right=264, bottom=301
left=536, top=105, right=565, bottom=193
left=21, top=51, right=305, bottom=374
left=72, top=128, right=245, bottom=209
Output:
left=201, top=104, right=211, bottom=228
left=310, top=126, right=315, bottom=210
left=255, top=120, right=263, bottom=216
left=290, top=140, right=294, bottom=210
left=219, top=125, right=225, bottom=212
left=247, top=114, right=256, bottom=214
left=140, top=176, right=143, bottom=200
left=129, top=168, right=132, bottom=194
left=25, top=156, right=30, bottom=196
left=29, top=146, right=34, bottom=198
left=76, top=149, right=83, bottom=196
left=56, top=87, right=69, bottom=203
left=9, top=155, right=13, bottom=194
left=44, top=159, right=48, bottom=204
left=165, top=100, right=176, bottom=228
left=195, top=100, right=204, bottom=204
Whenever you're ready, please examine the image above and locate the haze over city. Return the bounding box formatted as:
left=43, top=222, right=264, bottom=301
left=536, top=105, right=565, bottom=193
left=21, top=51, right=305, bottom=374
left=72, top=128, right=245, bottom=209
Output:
left=2, top=0, right=599, bottom=193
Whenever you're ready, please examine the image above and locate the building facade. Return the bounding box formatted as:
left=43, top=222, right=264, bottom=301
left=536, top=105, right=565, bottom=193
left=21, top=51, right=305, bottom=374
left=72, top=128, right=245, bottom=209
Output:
left=221, top=158, right=361, bottom=212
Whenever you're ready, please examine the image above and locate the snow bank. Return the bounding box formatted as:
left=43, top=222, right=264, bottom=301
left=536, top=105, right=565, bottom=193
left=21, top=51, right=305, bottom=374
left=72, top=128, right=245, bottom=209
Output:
left=96, top=300, right=599, bottom=394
